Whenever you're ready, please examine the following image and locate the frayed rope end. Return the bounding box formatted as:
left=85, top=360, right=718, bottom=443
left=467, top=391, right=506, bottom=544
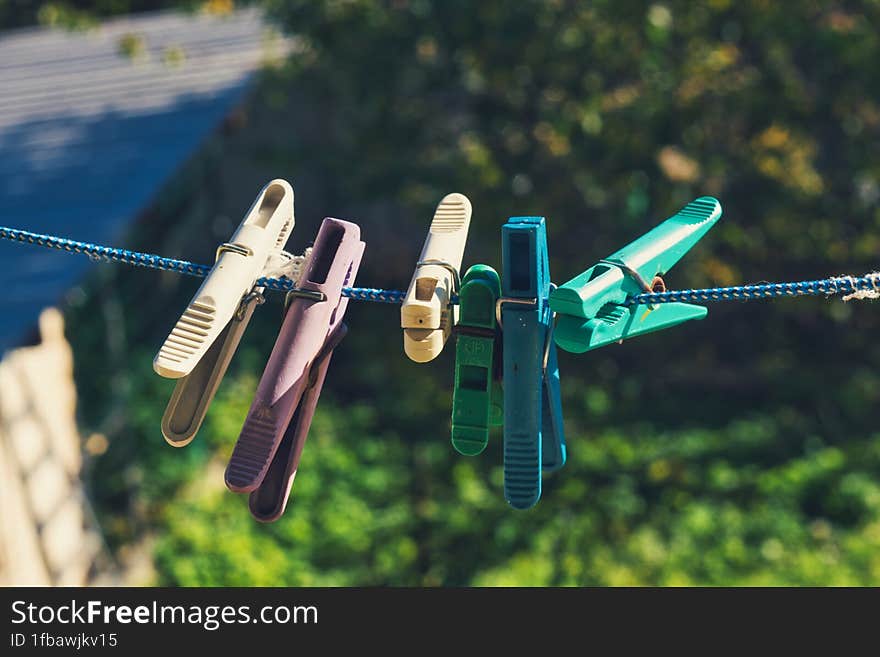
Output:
left=838, top=271, right=880, bottom=302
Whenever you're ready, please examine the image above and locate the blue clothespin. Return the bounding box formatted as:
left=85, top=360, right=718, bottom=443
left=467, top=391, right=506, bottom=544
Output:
left=499, top=216, right=566, bottom=510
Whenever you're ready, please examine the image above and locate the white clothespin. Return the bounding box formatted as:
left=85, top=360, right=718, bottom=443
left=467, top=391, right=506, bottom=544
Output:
left=401, top=193, right=472, bottom=362
left=154, top=179, right=296, bottom=446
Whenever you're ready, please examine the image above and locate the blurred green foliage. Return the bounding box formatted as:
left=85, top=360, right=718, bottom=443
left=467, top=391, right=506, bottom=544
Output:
left=0, top=1, right=201, bottom=30
left=58, top=0, right=880, bottom=585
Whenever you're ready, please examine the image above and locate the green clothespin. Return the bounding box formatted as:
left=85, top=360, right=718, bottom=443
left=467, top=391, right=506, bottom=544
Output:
left=452, top=264, right=503, bottom=455
left=550, top=197, right=722, bottom=353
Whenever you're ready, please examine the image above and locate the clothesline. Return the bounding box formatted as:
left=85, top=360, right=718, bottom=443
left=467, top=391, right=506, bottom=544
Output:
left=1, top=225, right=878, bottom=306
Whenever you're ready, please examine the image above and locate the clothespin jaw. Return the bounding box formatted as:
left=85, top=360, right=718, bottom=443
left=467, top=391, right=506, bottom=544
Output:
left=160, top=294, right=261, bottom=446
left=248, top=322, right=349, bottom=522
left=550, top=197, right=722, bottom=354
left=500, top=216, right=565, bottom=510
left=541, top=339, right=566, bottom=472
left=401, top=193, right=472, bottom=363
left=154, top=179, right=295, bottom=446
left=225, top=217, right=364, bottom=521
left=451, top=264, right=503, bottom=456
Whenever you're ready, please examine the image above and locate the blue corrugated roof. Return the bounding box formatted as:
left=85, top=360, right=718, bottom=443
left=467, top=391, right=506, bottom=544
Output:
left=0, top=8, right=283, bottom=351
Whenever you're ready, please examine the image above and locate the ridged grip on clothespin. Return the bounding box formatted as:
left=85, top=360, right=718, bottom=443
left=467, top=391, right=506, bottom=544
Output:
left=401, top=193, right=472, bottom=363
left=551, top=197, right=722, bottom=353
left=153, top=179, right=295, bottom=378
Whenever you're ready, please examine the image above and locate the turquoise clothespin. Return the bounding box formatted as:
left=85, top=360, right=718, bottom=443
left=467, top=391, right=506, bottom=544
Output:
left=452, top=264, right=503, bottom=456
left=550, top=197, right=722, bottom=353
left=500, top=217, right=566, bottom=510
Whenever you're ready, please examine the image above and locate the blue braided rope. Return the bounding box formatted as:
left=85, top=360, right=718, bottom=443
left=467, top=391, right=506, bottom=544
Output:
left=2, top=225, right=876, bottom=306
left=0, top=226, right=406, bottom=304
left=0, top=226, right=213, bottom=277
left=627, top=274, right=880, bottom=306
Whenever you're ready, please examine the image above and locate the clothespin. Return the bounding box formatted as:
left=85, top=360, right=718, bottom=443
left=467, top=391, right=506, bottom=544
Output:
left=498, top=217, right=566, bottom=510
left=451, top=264, right=503, bottom=456
left=550, top=197, right=722, bottom=353
left=154, top=179, right=296, bottom=447
left=401, top=193, right=472, bottom=362
left=225, top=217, right=364, bottom=522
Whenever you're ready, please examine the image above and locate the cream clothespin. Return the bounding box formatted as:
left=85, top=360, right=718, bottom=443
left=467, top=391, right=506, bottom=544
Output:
left=401, top=193, right=472, bottom=362
left=154, top=179, right=296, bottom=446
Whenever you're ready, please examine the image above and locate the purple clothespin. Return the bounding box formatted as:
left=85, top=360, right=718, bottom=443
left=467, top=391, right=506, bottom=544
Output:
left=225, top=217, right=365, bottom=522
